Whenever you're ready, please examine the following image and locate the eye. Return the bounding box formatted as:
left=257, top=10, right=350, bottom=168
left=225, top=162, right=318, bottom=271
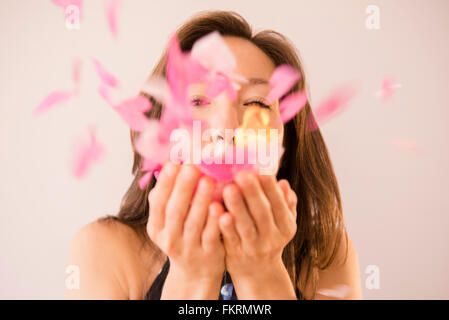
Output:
left=243, top=98, right=271, bottom=109
left=190, top=96, right=210, bottom=107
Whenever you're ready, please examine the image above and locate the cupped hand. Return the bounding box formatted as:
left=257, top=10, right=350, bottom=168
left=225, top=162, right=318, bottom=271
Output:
left=217, top=171, right=298, bottom=279
left=146, top=161, right=226, bottom=284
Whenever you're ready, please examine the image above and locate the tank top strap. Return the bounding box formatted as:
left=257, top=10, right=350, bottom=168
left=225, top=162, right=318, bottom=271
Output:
left=145, top=258, right=238, bottom=300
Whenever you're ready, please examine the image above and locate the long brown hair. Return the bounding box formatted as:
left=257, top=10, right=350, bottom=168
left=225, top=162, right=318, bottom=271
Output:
left=99, top=10, right=348, bottom=299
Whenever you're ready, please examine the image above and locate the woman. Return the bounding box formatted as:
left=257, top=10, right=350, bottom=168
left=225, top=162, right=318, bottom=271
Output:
left=64, top=10, right=362, bottom=300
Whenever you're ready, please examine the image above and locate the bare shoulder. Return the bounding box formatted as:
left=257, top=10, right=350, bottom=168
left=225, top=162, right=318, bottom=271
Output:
left=64, top=217, right=165, bottom=299
left=299, top=232, right=363, bottom=300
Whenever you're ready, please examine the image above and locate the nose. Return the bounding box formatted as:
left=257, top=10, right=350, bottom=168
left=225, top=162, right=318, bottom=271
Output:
left=212, top=131, right=235, bottom=145
left=208, top=95, right=239, bottom=146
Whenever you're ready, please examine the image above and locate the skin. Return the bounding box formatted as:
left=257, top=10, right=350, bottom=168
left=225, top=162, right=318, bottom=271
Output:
left=64, top=36, right=363, bottom=300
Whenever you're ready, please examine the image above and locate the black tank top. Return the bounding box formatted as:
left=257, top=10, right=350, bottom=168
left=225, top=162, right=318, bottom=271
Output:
left=145, top=257, right=302, bottom=300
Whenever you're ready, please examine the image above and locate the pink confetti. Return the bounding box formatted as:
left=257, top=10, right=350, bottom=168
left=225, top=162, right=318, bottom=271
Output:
left=191, top=31, right=236, bottom=77
left=140, top=76, right=171, bottom=105
left=279, top=91, right=308, bottom=123
left=308, top=84, right=358, bottom=132
left=138, top=158, right=161, bottom=189
left=72, top=57, right=82, bottom=94
left=376, top=76, right=402, bottom=101
left=98, top=85, right=114, bottom=105
left=72, top=126, right=106, bottom=179
left=166, top=33, right=209, bottom=107
left=105, top=0, right=120, bottom=38
left=135, top=120, right=173, bottom=165
left=97, top=85, right=152, bottom=132
left=191, top=31, right=247, bottom=101
left=51, top=0, right=83, bottom=18
left=92, top=58, right=119, bottom=88
left=205, top=72, right=238, bottom=101
left=113, top=96, right=152, bottom=132
left=266, top=65, right=301, bottom=104
left=33, top=90, right=73, bottom=116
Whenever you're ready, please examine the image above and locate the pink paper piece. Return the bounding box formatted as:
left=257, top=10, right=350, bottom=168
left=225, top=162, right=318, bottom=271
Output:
left=135, top=120, right=173, bottom=164
left=72, top=57, right=82, bottom=94
left=376, top=76, right=401, bottom=101
left=105, top=0, right=120, bottom=38
left=205, top=72, right=237, bottom=101
left=191, top=31, right=236, bottom=76
left=51, top=0, right=83, bottom=18
left=98, top=85, right=152, bottom=132
left=138, top=158, right=162, bottom=189
left=33, top=90, right=73, bottom=116
left=266, top=64, right=301, bottom=104
left=317, top=284, right=352, bottom=299
left=197, top=145, right=257, bottom=184
left=92, top=58, right=119, bottom=88
left=113, top=96, right=152, bottom=132
left=98, top=85, right=114, bottom=105
left=72, top=126, right=105, bottom=179
left=166, top=33, right=209, bottom=107
left=279, top=91, right=308, bottom=123
left=191, top=31, right=246, bottom=100
left=140, top=76, right=171, bottom=105
left=308, top=84, right=358, bottom=131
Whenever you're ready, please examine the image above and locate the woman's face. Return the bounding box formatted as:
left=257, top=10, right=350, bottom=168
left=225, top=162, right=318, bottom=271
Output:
left=188, top=35, right=284, bottom=148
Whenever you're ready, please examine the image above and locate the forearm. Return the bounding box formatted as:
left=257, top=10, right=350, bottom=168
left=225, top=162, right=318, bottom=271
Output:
left=161, top=268, right=222, bottom=300
left=232, top=261, right=298, bottom=300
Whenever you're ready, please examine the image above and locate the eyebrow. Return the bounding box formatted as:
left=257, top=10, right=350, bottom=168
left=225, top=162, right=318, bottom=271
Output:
left=247, top=78, right=269, bottom=85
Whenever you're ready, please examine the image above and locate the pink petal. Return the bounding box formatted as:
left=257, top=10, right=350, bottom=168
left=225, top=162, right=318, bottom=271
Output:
left=92, top=58, right=119, bottom=88
left=308, top=84, right=358, bottom=132
left=158, top=104, right=183, bottom=143
left=141, top=158, right=159, bottom=172
left=266, top=65, right=301, bottom=104
left=72, top=126, right=105, bottom=179
left=377, top=76, right=401, bottom=101
left=98, top=85, right=113, bottom=105
left=72, top=57, right=82, bottom=93
left=134, top=120, right=172, bottom=164
left=105, top=0, right=120, bottom=38
left=166, top=33, right=208, bottom=106
left=113, top=96, right=152, bottom=132
left=51, top=0, right=83, bottom=19
left=191, top=31, right=236, bottom=74
left=140, top=159, right=163, bottom=189
left=138, top=171, right=153, bottom=189
left=140, top=76, right=171, bottom=105
left=33, top=90, right=73, bottom=116
left=197, top=146, right=256, bottom=183
left=204, top=72, right=238, bottom=102
left=279, top=91, right=308, bottom=123
left=197, top=161, right=236, bottom=184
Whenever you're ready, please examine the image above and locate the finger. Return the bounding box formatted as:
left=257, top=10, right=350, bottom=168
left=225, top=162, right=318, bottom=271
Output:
left=202, top=201, right=224, bottom=251
left=278, top=179, right=290, bottom=200
left=278, top=179, right=298, bottom=217
left=219, top=213, right=240, bottom=248
left=259, top=175, right=292, bottom=236
left=147, top=161, right=180, bottom=237
left=222, top=184, right=258, bottom=243
left=165, top=164, right=201, bottom=236
left=234, top=171, right=274, bottom=235
left=183, top=176, right=216, bottom=246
